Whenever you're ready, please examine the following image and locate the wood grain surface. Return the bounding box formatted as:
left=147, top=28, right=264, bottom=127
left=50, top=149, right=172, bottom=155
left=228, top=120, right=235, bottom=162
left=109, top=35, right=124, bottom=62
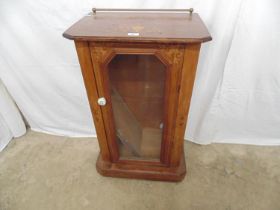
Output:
left=63, top=13, right=211, bottom=44
left=65, top=11, right=211, bottom=181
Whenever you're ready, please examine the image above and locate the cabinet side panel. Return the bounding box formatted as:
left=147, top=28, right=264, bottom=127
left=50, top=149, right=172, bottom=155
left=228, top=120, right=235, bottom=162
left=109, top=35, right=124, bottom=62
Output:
left=74, top=41, right=111, bottom=162
left=170, top=43, right=201, bottom=166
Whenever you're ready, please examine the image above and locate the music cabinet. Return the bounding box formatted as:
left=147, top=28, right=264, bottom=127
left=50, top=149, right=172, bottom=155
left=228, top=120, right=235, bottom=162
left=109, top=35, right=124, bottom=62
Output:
left=63, top=8, right=211, bottom=182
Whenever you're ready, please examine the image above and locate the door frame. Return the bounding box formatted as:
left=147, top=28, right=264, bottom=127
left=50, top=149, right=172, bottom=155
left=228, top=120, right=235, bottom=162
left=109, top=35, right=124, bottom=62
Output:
left=90, top=42, right=185, bottom=167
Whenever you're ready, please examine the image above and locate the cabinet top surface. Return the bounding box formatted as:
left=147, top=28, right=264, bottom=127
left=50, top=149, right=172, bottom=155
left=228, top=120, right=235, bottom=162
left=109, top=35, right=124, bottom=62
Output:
left=63, top=12, right=212, bottom=44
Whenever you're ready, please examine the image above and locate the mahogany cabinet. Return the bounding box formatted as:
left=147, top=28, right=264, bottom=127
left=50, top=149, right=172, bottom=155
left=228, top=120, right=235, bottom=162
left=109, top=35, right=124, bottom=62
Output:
left=63, top=9, right=211, bottom=181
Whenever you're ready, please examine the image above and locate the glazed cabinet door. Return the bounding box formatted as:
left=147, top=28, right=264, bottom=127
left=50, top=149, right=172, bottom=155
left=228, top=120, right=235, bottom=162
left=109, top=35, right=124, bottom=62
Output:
left=90, top=43, right=184, bottom=165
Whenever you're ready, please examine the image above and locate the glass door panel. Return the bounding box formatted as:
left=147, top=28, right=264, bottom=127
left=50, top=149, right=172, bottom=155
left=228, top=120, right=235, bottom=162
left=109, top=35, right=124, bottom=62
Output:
left=107, top=54, right=166, bottom=160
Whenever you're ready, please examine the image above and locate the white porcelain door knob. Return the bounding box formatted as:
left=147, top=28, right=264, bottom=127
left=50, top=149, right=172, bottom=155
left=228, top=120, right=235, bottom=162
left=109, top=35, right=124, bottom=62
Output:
left=97, top=97, right=106, bottom=106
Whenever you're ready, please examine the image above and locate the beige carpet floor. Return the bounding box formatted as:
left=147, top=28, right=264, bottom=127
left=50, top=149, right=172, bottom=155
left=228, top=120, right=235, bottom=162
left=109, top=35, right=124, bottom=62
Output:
left=0, top=130, right=280, bottom=210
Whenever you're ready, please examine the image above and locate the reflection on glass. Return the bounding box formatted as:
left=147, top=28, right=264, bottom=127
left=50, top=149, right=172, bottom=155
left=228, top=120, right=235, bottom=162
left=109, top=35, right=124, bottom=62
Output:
left=108, top=55, right=166, bottom=160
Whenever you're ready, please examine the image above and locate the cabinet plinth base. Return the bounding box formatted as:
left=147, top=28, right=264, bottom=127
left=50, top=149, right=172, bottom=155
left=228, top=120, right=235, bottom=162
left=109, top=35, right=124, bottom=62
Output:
left=96, top=153, right=186, bottom=182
